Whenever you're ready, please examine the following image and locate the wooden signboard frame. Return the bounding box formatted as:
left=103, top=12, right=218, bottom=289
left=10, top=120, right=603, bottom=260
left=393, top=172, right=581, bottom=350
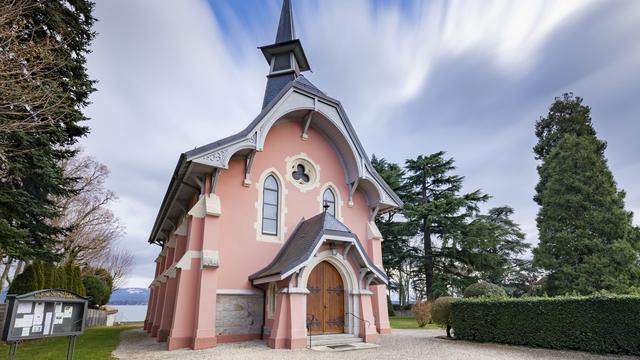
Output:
left=2, top=289, right=89, bottom=359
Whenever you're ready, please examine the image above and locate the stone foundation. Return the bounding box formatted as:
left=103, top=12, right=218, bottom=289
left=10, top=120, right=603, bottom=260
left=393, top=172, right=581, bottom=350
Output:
left=216, top=293, right=263, bottom=339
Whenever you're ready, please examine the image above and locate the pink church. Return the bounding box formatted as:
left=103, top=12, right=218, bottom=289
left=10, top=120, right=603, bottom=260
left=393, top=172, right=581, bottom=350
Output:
left=143, top=0, right=402, bottom=351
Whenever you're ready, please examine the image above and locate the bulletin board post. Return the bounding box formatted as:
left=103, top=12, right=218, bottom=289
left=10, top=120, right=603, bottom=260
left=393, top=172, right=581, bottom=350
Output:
left=2, top=289, right=89, bottom=360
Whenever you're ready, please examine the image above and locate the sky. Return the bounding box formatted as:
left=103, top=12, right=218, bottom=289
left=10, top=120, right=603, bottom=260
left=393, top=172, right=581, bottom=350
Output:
left=83, top=0, right=640, bottom=288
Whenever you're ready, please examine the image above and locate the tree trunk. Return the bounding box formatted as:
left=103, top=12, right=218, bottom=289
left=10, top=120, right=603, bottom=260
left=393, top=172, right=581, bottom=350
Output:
left=446, top=324, right=452, bottom=338
left=423, top=219, right=434, bottom=300
left=0, top=257, right=13, bottom=289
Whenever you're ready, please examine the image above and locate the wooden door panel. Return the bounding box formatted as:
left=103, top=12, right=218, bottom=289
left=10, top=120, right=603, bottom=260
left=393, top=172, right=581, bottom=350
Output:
left=323, top=262, right=345, bottom=333
left=307, top=263, right=323, bottom=334
left=306, top=261, right=345, bottom=335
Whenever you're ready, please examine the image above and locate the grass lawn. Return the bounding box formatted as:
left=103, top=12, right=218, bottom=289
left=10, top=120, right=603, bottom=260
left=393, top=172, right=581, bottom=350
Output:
left=390, top=316, right=441, bottom=330
left=0, top=325, right=139, bottom=360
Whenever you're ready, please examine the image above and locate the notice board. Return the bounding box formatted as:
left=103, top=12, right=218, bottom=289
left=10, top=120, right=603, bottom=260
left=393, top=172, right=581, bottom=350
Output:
left=2, top=289, right=88, bottom=342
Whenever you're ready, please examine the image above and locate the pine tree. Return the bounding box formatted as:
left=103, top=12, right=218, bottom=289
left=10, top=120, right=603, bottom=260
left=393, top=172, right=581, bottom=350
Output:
left=403, top=152, right=489, bottom=299
left=533, top=94, right=640, bottom=295
left=0, top=0, right=96, bottom=263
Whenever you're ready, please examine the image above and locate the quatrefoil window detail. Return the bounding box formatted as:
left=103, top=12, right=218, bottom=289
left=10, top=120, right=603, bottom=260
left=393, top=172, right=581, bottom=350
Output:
left=291, top=164, right=310, bottom=183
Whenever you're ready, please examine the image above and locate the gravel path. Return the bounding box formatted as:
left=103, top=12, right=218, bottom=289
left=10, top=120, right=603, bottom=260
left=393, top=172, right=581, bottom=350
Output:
left=113, top=328, right=636, bottom=360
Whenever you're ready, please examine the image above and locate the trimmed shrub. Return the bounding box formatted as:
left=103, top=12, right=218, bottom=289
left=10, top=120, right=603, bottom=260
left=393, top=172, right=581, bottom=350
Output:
left=90, top=268, right=114, bottom=305
left=8, top=264, right=39, bottom=295
left=42, top=262, right=57, bottom=288
left=32, top=260, right=45, bottom=289
left=83, top=274, right=108, bottom=307
left=431, top=296, right=455, bottom=337
left=411, top=301, right=432, bottom=327
left=451, top=295, right=640, bottom=355
left=463, top=282, right=507, bottom=298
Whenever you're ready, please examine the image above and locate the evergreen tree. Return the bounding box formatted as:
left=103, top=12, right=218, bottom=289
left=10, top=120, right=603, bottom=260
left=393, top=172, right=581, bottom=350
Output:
left=92, top=267, right=114, bottom=304
left=56, top=265, right=67, bottom=289
left=63, top=262, right=75, bottom=292
left=371, top=155, right=418, bottom=306
left=32, top=260, right=45, bottom=289
left=82, top=274, right=106, bottom=307
left=458, top=207, right=529, bottom=285
left=42, top=262, right=56, bottom=288
left=0, top=0, right=96, bottom=263
left=8, top=263, right=39, bottom=295
left=74, top=265, right=86, bottom=295
left=403, top=152, right=489, bottom=299
left=533, top=94, right=640, bottom=295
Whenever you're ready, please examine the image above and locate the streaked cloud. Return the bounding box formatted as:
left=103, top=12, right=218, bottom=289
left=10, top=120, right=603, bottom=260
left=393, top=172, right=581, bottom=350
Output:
left=84, top=0, right=640, bottom=287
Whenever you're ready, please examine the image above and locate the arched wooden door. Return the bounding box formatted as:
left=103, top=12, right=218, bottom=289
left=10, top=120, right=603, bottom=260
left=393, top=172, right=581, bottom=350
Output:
left=307, top=261, right=345, bottom=334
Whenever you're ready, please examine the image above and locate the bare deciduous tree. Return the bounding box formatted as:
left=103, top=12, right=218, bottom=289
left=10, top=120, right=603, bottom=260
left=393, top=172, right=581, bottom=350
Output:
left=0, top=1, right=74, bottom=160
left=54, top=154, right=125, bottom=264
left=91, top=247, right=134, bottom=289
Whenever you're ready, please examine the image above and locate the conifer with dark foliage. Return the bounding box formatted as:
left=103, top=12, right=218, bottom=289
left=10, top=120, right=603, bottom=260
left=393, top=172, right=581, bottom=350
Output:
left=0, top=1, right=96, bottom=262
left=533, top=93, right=640, bottom=295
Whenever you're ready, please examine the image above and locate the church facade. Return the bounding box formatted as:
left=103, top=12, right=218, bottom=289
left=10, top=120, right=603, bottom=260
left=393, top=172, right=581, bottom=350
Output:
left=143, top=0, right=402, bottom=350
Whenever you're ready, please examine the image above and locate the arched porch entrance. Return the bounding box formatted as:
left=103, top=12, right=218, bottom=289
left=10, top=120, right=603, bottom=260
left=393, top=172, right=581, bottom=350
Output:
left=306, top=261, right=345, bottom=334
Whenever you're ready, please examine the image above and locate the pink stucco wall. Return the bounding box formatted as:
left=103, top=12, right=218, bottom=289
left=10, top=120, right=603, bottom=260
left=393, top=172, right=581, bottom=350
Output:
left=215, top=121, right=372, bottom=291
left=149, top=119, right=391, bottom=350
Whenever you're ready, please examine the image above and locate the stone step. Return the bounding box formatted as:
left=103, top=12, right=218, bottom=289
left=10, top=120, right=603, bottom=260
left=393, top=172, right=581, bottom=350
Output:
left=309, top=335, right=362, bottom=347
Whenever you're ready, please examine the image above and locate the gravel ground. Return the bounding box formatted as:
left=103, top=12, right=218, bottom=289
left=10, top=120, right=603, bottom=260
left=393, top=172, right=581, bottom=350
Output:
left=113, top=328, right=637, bottom=360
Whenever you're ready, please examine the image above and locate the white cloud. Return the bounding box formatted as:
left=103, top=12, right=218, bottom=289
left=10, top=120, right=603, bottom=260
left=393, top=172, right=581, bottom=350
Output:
left=83, top=0, right=640, bottom=287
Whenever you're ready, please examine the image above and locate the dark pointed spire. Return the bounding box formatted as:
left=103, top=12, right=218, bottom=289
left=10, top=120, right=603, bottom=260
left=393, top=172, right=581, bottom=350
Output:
left=259, top=0, right=311, bottom=109
left=275, top=0, right=295, bottom=43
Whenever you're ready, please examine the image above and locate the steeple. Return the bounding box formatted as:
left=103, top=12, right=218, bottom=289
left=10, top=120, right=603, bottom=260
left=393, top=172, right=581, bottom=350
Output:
left=259, top=0, right=311, bottom=109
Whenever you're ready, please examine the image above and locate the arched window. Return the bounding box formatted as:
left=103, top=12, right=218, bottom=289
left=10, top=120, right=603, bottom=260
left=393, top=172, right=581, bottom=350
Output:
left=323, top=188, right=336, bottom=216
left=262, top=175, right=279, bottom=235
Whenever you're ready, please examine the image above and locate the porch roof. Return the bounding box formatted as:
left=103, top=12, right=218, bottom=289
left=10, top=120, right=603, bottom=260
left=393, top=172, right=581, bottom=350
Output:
left=249, top=211, right=388, bottom=285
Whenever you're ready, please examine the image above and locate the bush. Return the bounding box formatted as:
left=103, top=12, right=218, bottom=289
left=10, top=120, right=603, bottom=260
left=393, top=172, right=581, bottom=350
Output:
left=451, top=295, right=640, bottom=355
left=411, top=301, right=432, bottom=327
left=83, top=274, right=109, bottom=307
left=464, top=282, right=507, bottom=298
left=89, top=267, right=114, bottom=305
left=8, top=264, right=39, bottom=295
left=431, top=296, right=455, bottom=337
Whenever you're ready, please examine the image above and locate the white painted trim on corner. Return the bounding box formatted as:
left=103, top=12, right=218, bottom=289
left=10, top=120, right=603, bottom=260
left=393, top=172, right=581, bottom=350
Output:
left=279, top=287, right=310, bottom=294
left=175, top=250, right=201, bottom=270
left=350, top=290, right=373, bottom=295
left=367, top=221, right=383, bottom=241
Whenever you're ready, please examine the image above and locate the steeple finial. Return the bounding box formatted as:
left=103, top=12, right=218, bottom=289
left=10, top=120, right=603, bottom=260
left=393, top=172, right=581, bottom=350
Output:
left=275, top=0, right=295, bottom=43
left=258, top=0, right=311, bottom=109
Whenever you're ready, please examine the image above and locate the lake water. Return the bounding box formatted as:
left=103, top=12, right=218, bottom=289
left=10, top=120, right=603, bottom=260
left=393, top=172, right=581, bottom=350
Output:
left=110, top=304, right=148, bottom=323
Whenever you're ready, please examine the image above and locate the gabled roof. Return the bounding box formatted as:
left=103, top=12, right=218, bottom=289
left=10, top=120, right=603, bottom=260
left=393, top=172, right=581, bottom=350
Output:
left=148, top=74, right=403, bottom=245
left=249, top=211, right=388, bottom=285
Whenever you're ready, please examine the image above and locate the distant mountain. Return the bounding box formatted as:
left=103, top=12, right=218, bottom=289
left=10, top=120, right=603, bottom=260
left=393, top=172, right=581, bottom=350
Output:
left=108, top=287, right=149, bottom=305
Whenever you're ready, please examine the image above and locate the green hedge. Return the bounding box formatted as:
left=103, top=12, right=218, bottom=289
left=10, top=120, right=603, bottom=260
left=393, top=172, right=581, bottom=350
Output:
left=451, top=295, right=640, bottom=355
